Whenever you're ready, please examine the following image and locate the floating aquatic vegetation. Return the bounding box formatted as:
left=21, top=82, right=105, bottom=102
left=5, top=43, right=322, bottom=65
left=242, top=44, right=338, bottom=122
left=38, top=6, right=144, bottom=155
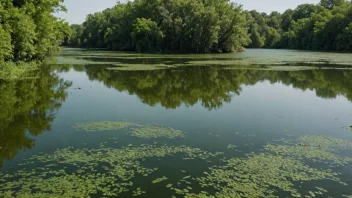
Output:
left=0, top=145, right=221, bottom=197
left=166, top=184, right=173, bottom=188
left=72, top=121, right=138, bottom=132
left=297, top=135, right=352, bottom=151
left=175, top=135, right=352, bottom=197
left=152, top=176, right=168, bottom=184
left=194, top=153, right=343, bottom=198
left=267, top=135, right=352, bottom=167
left=132, top=187, right=146, bottom=196
left=129, top=126, right=185, bottom=139
left=107, top=64, right=177, bottom=71
left=265, top=144, right=352, bottom=166
left=227, top=144, right=237, bottom=149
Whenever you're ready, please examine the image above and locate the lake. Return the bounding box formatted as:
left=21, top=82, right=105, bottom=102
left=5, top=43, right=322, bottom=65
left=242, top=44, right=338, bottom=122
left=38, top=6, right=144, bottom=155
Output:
left=1, top=49, right=352, bottom=198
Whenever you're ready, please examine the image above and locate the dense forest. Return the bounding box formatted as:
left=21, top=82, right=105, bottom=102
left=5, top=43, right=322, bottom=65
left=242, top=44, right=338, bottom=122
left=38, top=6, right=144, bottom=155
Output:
left=1, top=0, right=351, bottom=65
left=68, top=0, right=249, bottom=53
left=68, top=0, right=352, bottom=53
left=0, top=0, right=70, bottom=63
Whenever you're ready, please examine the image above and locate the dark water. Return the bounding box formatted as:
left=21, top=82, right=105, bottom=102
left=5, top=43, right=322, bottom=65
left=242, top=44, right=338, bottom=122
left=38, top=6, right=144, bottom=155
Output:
left=1, top=64, right=352, bottom=197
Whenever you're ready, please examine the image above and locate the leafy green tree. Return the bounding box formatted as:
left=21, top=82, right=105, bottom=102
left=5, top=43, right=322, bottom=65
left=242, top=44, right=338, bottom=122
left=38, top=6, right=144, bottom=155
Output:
left=248, top=24, right=265, bottom=48
left=68, top=24, right=84, bottom=47
left=267, top=11, right=282, bottom=29
left=68, top=0, right=352, bottom=52
left=265, top=27, right=281, bottom=48
left=131, top=18, right=164, bottom=52
left=281, top=9, right=294, bottom=31
left=69, top=0, right=248, bottom=53
left=0, top=0, right=70, bottom=63
left=292, top=4, right=318, bottom=21
left=245, top=0, right=352, bottom=51
left=320, top=0, right=345, bottom=9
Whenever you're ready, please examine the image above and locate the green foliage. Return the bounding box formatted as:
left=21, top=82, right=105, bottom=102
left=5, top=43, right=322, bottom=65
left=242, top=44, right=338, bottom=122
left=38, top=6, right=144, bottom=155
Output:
left=245, top=0, right=352, bottom=51
left=248, top=23, right=265, bottom=48
left=68, top=24, right=84, bottom=47
left=0, top=0, right=69, bottom=63
left=68, top=0, right=249, bottom=53
left=131, top=18, right=164, bottom=52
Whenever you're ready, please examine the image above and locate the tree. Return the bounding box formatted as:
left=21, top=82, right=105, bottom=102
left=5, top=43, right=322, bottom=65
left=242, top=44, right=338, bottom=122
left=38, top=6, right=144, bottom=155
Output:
left=248, top=24, right=265, bottom=48
left=0, top=0, right=70, bottom=63
left=265, top=27, right=281, bottom=48
left=68, top=0, right=352, bottom=52
left=320, top=0, right=345, bottom=9
left=281, top=9, right=294, bottom=31
left=69, top=0, right=249, bottom=53
left=131, top=18, right=164, bottom=52
left=69, top=24, right=84, bottom=47
left=292, top=4, right=318, bottom=21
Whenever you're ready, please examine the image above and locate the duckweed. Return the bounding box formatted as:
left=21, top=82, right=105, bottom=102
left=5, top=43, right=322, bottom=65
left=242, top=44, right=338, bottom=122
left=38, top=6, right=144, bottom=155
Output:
left=298, top=135, right=352, bottom=151
left=129, top=126, right=185, bottom=139
left=0, top=145, right=221, bottom=197
left=170, top=135, right=352, bottom=197
left=152, top=176, right=168, bottom=184
left=193, top=153, right=343, bottom=197
left=132, top=187, right=146, bottom=196
left=267, top=135, right=352, bottom=167
left=265, top=144, right=352, bottom=166
left=72, top=121, right=137, bottom=131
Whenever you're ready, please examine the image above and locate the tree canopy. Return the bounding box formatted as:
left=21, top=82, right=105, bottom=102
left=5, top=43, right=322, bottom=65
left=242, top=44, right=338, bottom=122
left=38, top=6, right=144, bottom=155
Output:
left=0, top=0, right=70, bottom=63
left=245, top=0, right=352, bottom=51
left=68, top=0, right=352, bottom=52
left=67, top=0, right=249, bottom=53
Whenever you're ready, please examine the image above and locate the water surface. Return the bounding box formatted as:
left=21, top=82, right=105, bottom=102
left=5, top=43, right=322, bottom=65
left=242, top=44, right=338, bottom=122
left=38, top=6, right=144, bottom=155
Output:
left=1, top=49, right=352, bottom=197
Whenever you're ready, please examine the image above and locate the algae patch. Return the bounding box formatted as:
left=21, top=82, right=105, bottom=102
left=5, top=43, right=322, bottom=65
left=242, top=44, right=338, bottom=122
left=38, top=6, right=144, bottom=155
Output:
left=0, top=145, right=221, bottom=197
left=152, top=176, right=168, bottom=184
left=72, top=121, right=138, bottom=132
left=169, top=135, right=352, bottom=197
left=190, top=153, right=343, bottom=198
left=266, top=135, right=352, bottom=166
left=130, top=126, right=185, bottom=139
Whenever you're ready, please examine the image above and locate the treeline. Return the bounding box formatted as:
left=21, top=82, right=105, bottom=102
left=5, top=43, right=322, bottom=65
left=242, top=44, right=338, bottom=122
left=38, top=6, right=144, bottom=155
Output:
left=0, top=0, right=70, bottom=63
left=68, top=0, right=352, bottom=53
left=245, top=0, right=352, bottom=50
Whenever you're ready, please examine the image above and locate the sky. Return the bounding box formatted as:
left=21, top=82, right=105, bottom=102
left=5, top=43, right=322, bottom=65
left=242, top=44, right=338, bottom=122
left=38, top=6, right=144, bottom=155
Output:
left=57, top=0, right=320, bottom=24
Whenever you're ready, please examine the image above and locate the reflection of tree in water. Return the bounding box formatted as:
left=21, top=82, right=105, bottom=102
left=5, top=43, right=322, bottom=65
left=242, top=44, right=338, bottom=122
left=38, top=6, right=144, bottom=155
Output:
left=0, top=69, right=72, bottom=167
left=83, top=66, right=352, bottom=109
left=85, top=66, right=242, bottom=109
